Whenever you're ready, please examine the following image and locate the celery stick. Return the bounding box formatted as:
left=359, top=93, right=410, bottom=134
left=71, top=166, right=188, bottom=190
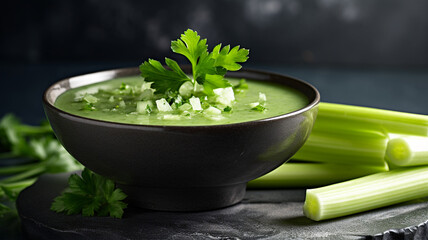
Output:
left=386, top=135, right=428, bottom=167
left=303, top=166, right=428, bottom=221
left=247, top=162, right=388, bottom=188
left=318, top=103, right=428, bottom=136
left=293, top=129, right=388, bottom=166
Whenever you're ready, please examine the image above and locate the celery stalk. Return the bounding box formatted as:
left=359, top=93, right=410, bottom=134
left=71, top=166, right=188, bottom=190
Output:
left=303, top=166, right=428, bottom=221
left=293, top=129, right=388, bottom=166
left=247, top=162, right=388, bottom=188
left=386, top=135, right=428, bottom=167
left=318, top=103, right=428, bottom=136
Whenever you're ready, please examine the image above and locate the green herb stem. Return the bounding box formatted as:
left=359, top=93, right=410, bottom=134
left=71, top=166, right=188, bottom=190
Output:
left=303, top=166, right=428, bottom=221
left=247, top=162, right=388, bottom=188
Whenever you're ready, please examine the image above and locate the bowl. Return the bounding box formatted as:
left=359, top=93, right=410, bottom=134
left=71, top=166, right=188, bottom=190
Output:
left=43, top=67, right=320, bottom=211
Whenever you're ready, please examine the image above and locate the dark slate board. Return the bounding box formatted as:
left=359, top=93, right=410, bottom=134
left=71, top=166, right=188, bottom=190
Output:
left=17, top=172, right=428, bottom=240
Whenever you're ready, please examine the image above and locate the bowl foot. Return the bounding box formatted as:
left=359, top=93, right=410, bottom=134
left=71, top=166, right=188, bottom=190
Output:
left=117, top=183, right=247, bottom=212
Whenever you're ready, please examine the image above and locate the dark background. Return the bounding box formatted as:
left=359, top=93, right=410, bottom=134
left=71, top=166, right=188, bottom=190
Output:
left=1, top=0, right=428, bottom=124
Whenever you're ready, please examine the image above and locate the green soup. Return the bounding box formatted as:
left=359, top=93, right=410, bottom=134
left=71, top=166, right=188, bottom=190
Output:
left=54, top=76, right=308, bottom=126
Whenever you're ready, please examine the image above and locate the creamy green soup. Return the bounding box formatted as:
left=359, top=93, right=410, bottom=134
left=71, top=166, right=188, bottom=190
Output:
left=54, top=76, right=308, bottom=126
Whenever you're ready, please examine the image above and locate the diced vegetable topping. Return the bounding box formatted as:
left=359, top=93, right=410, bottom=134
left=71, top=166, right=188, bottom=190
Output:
left=155, top=98, right=173, bottom=112
left=213, top=87, right=235, bottom=107
left=189, top=96, right=203, bottom=111
left=204, top=106, right=222, bottom=115
left=136, top=101, right=153, bottom=114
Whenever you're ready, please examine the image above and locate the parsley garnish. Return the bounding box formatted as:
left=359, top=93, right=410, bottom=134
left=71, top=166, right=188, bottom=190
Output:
left=51, top=168, right=127, bottom=218
left=140, top=29, right=249, bottom=96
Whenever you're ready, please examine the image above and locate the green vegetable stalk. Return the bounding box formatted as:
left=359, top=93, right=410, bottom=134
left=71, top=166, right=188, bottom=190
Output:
left=247, top=162, right=388, bottom=188
left=293, top=129, right=388, bottom=166
left=293, top=102, right=428, bottom=166
left=316, top=102, right=428, bottom=136
left=303, top=166, right=428, bottom=221
left=386, top=135, right=428, bottom=167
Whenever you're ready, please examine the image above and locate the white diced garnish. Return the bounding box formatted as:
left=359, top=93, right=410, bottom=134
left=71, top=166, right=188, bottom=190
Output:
left=141, top=81, right=153, bottom=91
left=179, top=81, right=193, bottom=98
left=204, top=106, right=222, bottom=115
left=213, top=87, right=235, bottom=106
left=162, top=114, right=181, bottom=120
left=195, top=83, right=204, bottom=93
left=249, top=102, right=260, bottom=108
left=259, top=92, right=267, bottom=103
left=108, top=96, right=115, bottom=102
left=204, top=114, right=224, bottom=121
left=189, top=96, right=202, bottom=111
left=136, top=101, right=153, bottom=114
left=83, top=94, right=98, bottom=103
left=174, top=95, right=183, bottom=104
left=179, top=103, right=192, bottom=112
left=119, top=100, right=126, bottom=108
left=156, top=98, right=173, bottom=112
left=140, top=89, right=154, bottom=100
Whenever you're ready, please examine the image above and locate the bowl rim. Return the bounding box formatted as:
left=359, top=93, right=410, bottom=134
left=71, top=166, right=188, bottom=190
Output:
left=43, top=67, right=320, bottom=129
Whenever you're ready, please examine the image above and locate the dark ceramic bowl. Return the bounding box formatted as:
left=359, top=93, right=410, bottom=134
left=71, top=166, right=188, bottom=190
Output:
left=43, top=67, right=320, bottom=211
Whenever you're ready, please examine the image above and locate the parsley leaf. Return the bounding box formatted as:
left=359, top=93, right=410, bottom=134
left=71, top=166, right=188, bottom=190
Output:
left=139, top=58, right=190, bottom=93
left=51, top=168, right=127, bottom=218
left=171, top=29, right=208, bottom=68
left=211, top=44, right=249, bottom=71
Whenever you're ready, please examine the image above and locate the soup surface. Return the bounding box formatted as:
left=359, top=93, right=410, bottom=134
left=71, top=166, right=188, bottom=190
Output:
left=54, top=76, right=309, bottom=126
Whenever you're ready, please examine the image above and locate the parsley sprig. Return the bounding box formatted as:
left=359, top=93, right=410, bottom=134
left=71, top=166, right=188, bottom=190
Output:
left=51, top=168, right=127, bottom=218
left=140, top=29, right=249, bottom=95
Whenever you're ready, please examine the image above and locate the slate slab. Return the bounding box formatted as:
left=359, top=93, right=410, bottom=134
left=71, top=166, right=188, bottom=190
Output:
left=17, top=172, right=428, bottom=240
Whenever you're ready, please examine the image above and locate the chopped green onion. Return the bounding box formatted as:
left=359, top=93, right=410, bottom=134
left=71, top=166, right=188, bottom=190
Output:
left=386, top=135, right=428, bottom=167
left=247, top=162, right=388, bottom=188
left=303, top=166, right=428, bottom=221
